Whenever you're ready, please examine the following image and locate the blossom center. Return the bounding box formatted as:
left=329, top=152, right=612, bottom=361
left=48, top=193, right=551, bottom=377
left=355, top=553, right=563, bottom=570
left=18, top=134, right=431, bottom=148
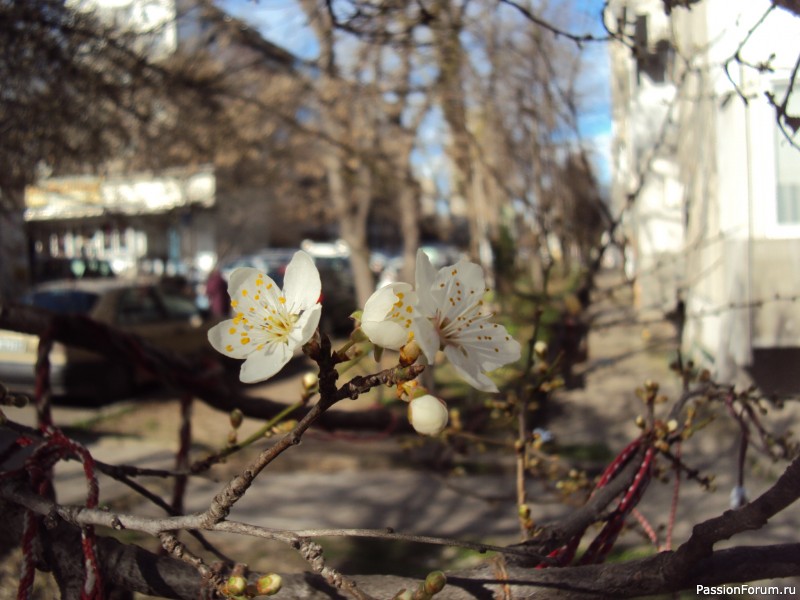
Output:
left=233, top=298, right=300, bottom=347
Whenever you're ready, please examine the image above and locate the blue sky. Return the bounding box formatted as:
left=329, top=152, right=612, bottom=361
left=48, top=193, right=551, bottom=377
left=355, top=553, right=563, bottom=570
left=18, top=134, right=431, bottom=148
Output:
left=217, top=0, right=612, bottom=184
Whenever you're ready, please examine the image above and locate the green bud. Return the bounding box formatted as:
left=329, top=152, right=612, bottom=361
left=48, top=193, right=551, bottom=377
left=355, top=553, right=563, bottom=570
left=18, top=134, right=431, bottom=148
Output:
left=423, top=571, right=447, bottom=595
left=391, top=590, right=413, bottom=600
left=230, top=408, right=244, bottom=429
left=255, top=573, right=282, bottom=596
left=224, top=575, right=247, bottom=596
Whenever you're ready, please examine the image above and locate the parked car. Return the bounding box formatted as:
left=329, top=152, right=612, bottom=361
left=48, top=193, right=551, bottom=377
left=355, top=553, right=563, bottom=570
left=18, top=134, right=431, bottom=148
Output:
left=0, top=279, right=216, bottom=401
left=314, top=254, right=358, bottom=335
left=300, top=241, right=358, bottom=335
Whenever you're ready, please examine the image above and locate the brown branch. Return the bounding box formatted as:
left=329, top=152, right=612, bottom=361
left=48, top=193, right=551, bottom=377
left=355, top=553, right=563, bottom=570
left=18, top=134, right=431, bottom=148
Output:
left=668, top=451, right=800, bottom=577
left=497, top=0, right=610, bottom=45
left=773, top=0, right=800, bottom=19
left=0, top=303, right=412, bottom=433
left=4, top=487, right=800, bottom=600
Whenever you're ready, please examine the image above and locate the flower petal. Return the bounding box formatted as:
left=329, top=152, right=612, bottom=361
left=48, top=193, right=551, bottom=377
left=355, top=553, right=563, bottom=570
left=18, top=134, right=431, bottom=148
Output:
left=444, top=345, right=499, bottom=392
left=208, top=319, right=253, bottom=359
left=362, top=319, right=408, bottom=349
left=363, top=283, right=411, bottom=321
left=290, top=303, right=322, bottom=346
left=434, top=259, right=486, bottom=323
left=414, top=249, right=438, bottom=317
left=412, top=318, right=440, bottom=363
left=239, top=342, right=293, bottom=383
left=228, top=267, right=282, bottom=318
left=228, top=267, right=259, bottom=296
left=282, top=251, right=321, bottom=312
left=457, top=323, right=522, bottom=370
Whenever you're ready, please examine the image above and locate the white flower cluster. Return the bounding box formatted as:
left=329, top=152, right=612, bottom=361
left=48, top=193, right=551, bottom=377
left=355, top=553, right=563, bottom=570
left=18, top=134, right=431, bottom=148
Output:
left=363, top=250, right=521, bottom=393
left=208, top=249, right=521, bottom=437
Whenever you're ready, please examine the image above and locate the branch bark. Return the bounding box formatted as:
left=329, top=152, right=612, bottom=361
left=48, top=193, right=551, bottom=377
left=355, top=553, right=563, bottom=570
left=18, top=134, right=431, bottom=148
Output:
left=0, top=303, right=411, bottom=432
left=4, top=489, right=800, bottom=600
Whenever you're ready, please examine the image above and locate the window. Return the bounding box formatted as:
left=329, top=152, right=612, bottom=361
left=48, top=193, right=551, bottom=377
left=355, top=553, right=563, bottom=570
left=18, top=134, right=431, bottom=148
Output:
left=775, top=82, right=800, bottom=224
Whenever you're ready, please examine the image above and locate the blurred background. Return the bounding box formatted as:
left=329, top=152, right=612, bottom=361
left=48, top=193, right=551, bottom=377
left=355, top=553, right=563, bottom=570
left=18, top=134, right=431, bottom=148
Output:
left=2, top=2, right=800, bottom=591
left=0, top=0, right=799, bottom=393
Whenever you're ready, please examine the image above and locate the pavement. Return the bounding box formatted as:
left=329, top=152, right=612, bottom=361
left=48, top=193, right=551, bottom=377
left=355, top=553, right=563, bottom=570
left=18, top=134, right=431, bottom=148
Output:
left=3, top=269, right=799, bottom=593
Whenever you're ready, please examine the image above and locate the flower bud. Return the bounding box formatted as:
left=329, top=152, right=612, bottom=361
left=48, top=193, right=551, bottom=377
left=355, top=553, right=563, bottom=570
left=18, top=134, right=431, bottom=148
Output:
left=424, top=571, right=447, bottom=595
left=302, top=372, right=319, bottom=390
left=223, top=575, right=247, bottom=596
left=533, top=340, right=548, bottom=358
left=230, top=408, right=244, bottom=429
left=408, top=395, right=449, bottom=436
left=255, top=573, right=283, bottom=596
left=399, top=340, right=421, bottom=366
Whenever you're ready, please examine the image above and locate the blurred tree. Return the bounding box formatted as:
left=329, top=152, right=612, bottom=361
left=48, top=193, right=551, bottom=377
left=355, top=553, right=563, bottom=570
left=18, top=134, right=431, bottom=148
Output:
left=309, top=0, right=607, bottom=288
left=0, top=0, right=233, bottom=208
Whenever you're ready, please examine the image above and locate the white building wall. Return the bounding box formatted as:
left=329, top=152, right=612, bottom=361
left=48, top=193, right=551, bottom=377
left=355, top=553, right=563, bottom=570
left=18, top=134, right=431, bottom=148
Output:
left=68, top=0, right=177, bottom=60
left=611, top=0, right=800, bottom=383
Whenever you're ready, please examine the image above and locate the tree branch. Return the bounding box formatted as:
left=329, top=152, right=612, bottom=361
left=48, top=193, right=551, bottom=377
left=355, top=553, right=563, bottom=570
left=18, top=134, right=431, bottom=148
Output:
left=0, top=303, right=412, bottom=432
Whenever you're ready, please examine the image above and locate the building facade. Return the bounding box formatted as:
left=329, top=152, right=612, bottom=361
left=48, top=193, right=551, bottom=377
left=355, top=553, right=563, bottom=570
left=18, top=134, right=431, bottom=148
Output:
left=609, top=0, right=800, bottom=387
left=24, top=0, right=308, bottom=285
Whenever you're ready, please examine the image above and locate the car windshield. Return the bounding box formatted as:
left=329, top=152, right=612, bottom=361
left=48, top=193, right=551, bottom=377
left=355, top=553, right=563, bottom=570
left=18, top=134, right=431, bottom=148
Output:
left=22, top=290, right=100, bottom=315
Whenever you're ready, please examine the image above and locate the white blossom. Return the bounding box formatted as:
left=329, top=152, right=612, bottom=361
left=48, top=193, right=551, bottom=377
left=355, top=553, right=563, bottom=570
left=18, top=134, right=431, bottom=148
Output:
left=408, top=394, right=449, bottom=435
left=360, top=282, right=418, bottom=350
left=208, top=250, right=321, bottom=383
left=412, top=249, right=520, bottom=392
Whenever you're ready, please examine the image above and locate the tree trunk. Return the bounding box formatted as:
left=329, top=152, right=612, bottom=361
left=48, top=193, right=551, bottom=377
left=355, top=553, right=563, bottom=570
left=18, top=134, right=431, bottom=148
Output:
left=323, top=151, right=375, bottom=307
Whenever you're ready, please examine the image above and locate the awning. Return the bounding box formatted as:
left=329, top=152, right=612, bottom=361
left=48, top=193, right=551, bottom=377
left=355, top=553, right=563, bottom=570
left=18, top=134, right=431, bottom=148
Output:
left=24, top=166, right=215, bottom=221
